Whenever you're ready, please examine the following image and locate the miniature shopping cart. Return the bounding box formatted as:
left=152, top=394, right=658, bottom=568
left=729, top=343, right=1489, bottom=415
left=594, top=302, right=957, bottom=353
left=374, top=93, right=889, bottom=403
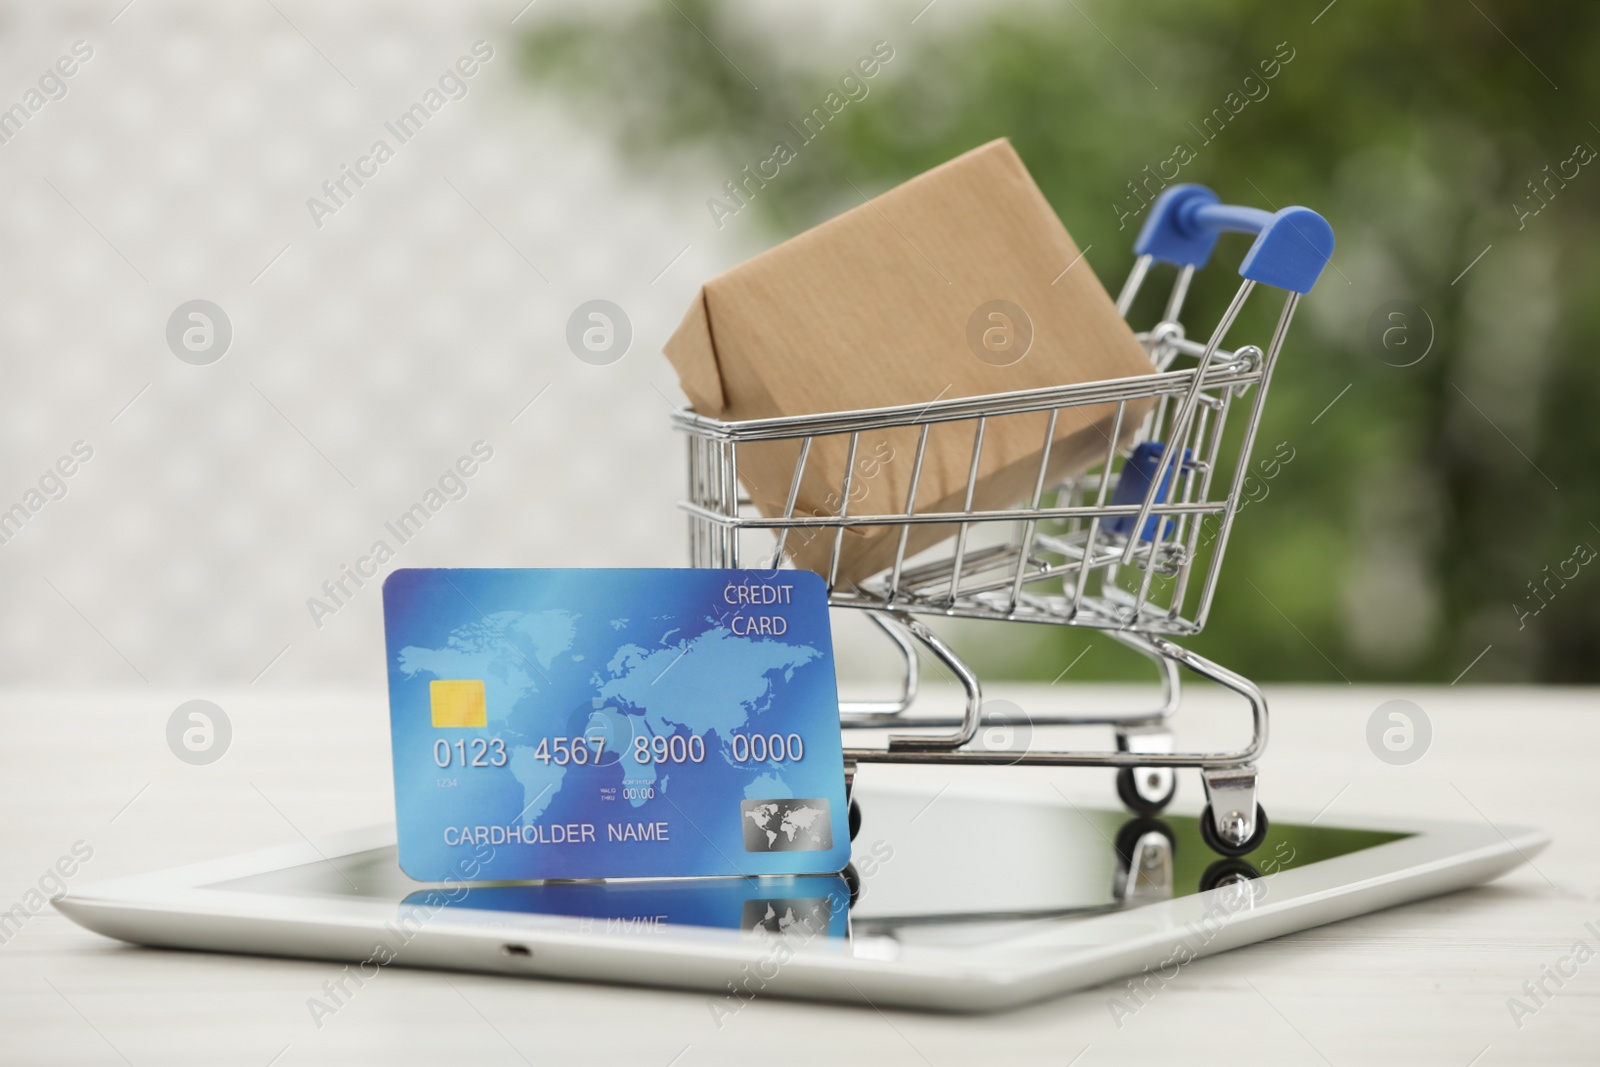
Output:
left=672, top=184, right=1334, bottom=856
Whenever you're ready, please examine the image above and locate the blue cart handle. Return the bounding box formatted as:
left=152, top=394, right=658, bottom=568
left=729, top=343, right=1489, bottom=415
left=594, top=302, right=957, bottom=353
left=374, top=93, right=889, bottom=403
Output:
left=1133, top=184, right=1334, bottom=295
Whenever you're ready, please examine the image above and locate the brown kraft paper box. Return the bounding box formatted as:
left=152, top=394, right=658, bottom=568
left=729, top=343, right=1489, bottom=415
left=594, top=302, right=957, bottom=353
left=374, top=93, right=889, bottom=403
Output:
left=664, top=138, right=1156, bottom=587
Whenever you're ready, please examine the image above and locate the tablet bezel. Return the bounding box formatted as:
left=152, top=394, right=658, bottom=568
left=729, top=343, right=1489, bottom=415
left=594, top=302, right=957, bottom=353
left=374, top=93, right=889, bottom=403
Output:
left=54, top=783, right=1546, bottom=1013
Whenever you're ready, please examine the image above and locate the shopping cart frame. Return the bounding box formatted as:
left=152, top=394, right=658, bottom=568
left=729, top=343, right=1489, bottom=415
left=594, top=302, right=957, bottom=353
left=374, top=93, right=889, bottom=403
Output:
left=672, top=184, right=1334, bottom=854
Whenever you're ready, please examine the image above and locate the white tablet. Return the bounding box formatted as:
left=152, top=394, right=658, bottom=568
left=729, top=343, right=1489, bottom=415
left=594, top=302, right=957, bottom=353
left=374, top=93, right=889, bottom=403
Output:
left=54, top=781, right=1545, bottom=1013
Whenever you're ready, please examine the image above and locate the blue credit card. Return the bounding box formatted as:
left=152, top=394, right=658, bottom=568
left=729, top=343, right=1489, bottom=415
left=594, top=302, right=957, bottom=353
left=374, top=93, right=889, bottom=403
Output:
left=381, top=568, right=850, bottom=882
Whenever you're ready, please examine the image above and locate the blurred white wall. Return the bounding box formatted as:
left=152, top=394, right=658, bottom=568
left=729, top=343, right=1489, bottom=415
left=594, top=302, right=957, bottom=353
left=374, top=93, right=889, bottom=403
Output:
left=0, top=0, right=756, bottom=688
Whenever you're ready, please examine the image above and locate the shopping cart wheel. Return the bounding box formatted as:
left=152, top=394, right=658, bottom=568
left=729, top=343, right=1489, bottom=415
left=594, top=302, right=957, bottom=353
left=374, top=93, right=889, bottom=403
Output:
left=1116, top=766, right=1177, bottom=815
left=849, top=799, right=862, bottom=842
left=1199, top=857, right=1261, bottom=893
left=1198, top=802, right=1269, bottom=858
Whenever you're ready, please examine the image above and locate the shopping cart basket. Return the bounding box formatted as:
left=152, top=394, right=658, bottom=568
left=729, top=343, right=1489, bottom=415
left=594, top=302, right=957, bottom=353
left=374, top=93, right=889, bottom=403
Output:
left=672, top=184, right=1334, bottom=856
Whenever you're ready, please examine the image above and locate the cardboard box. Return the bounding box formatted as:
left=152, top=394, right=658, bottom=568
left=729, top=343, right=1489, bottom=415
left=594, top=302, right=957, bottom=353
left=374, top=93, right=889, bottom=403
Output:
left=664, top=138, right=1155, bottom=587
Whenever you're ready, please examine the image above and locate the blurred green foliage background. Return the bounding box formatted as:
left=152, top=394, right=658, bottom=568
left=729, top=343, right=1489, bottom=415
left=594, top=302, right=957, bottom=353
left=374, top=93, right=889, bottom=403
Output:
left=520, top=0, right=1600, bottom=684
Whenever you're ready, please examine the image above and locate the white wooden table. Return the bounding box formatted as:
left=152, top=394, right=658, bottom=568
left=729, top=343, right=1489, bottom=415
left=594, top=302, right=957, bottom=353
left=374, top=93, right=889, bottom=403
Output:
left=2, top=685, right=1595, bottom=1065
